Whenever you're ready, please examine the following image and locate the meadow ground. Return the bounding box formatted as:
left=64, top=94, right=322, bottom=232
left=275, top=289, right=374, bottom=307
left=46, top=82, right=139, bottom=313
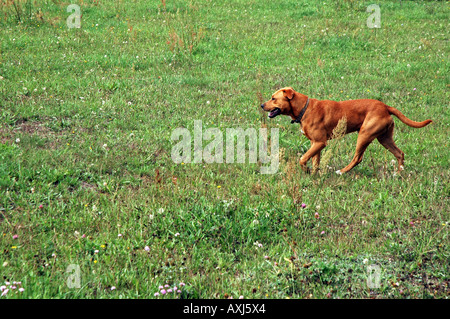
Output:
left=0, top=0, right=448, bottom=299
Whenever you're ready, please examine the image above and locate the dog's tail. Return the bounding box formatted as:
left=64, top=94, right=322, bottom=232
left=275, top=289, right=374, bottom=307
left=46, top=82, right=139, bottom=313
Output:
left=387, top=106, right=432, bottom=128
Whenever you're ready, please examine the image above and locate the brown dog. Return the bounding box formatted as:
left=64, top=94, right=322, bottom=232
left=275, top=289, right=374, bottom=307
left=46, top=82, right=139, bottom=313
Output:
left=261, top=87, right=432, bottom=174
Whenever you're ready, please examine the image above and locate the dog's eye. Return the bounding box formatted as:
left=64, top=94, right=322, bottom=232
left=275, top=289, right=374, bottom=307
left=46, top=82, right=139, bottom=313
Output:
left=272, top=98, right=275, bottom=101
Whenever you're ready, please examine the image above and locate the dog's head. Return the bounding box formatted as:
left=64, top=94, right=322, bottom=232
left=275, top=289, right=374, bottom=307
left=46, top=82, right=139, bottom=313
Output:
left=260, top=87, right=296, bottom=118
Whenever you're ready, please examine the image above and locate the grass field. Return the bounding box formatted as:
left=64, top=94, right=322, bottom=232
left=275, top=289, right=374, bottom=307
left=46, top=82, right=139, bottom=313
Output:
left=0, top=0, right=448, bottom=299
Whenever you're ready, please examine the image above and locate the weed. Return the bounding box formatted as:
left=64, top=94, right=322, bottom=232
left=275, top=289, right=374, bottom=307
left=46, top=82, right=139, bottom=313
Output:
left=319, top=117, right=348, bottom=175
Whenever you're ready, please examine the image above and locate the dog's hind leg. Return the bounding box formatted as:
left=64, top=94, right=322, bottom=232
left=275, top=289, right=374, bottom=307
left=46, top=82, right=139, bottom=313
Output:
left=337, top=116, right=393, bottom=174
left=337, top=131, right=376, bottom=174
left=377, top=122, right=405, bottom=171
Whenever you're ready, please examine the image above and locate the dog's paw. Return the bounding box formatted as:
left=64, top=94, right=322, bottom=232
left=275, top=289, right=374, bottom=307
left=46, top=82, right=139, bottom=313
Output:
left=335, top=170, right=343, bottom=175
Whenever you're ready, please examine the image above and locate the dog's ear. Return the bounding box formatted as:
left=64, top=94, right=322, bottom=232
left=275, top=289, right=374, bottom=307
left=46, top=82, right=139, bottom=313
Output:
left=283, top=87, right=295, bottom=100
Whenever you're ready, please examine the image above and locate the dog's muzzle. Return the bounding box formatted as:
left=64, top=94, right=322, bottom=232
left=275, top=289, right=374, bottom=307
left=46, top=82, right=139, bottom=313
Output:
left=268, top=108, right=281, bottom=118
left=261, top=103, right=281, bottom=118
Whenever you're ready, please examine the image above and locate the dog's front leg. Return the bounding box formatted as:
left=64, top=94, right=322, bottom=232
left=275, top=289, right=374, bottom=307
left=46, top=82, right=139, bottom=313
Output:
left=300, top=141, right=326, bottom=173
left=312, top=152, right=321, bottom=173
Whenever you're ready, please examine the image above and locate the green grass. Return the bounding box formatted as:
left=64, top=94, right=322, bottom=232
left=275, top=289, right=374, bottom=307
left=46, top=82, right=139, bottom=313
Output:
left=0, top=0, right=448, bottom=299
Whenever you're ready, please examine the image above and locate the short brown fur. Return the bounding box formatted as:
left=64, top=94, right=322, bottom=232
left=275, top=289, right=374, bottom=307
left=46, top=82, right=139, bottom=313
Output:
left=261, top=87, right=432, bottom=173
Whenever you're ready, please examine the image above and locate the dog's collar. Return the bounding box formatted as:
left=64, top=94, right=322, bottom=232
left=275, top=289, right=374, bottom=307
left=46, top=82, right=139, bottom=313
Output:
left=291, top=97, right=310, bottom=124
